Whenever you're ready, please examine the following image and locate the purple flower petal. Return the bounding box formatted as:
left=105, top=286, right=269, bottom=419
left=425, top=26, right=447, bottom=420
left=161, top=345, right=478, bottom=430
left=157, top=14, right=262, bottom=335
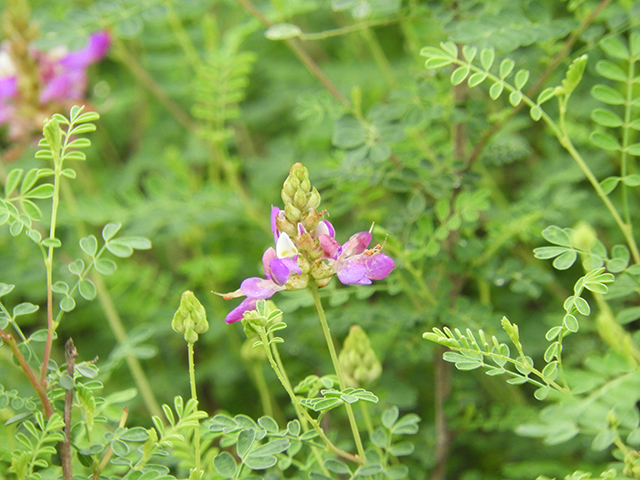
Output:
left=365, top=253, right=395, bottom=280
left=269, top=257, right=301, bottom=285
left=40, top=71, right=83, bottom=103
left=0, top=77, right=17, bottom=98
left=271, top=206, right=280, bottom=243
left=61, top=31, right=111, bottom=69
left=319, top=234, right=341, bottom=259
left=225, top=297, right=258, bottom=324
left=316, top=220, right=335, bottom=238
left=262, top=248, right=277, bottom=279
left=336, top=260, right=371, bottom=285
left=240, top=277, right=282, bottom=298
left=0, top=102, right=13, bottom=124
left=339, top=232, right=371, bottom=258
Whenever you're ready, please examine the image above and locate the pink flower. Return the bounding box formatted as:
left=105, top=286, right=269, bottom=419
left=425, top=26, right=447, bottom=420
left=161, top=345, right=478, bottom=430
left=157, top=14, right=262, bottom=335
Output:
left=328, top=232, right=395, bottom=285
left=222, top=233, right=301, bottom=323
left=39, top=31, right=111, bottom=103
left=0, top=31, right=110, bottom=130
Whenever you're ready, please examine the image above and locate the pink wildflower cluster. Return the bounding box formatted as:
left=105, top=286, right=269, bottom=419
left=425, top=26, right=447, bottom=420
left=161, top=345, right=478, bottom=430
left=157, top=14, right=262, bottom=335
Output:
left=221, top=163, right=395, bottom=323
left=0, top=31, right=110, bottom=140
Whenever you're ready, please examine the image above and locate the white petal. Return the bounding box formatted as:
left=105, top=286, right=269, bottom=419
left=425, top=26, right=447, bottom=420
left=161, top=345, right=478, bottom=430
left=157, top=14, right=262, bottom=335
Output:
left=276, top=232, right=298, bottom=258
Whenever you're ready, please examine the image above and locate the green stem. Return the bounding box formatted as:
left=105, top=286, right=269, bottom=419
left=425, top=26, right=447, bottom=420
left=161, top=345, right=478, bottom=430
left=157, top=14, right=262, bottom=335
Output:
left=309, top=284, right=366, bottom=461
left=249, top=362, right=274, bottom=418
left=0, top=328, right=53, bottom=417
left=359, top=27, right=397, bottom=88
left=257, top=330, right=361, bottom=465
left=59, top=179, right=163, bottom=419
left=92, top=274, right=163, bottom=418
left=165, top=0, right=201, bottom=70
left=40, top=127, right=64, bottom=387
left=188, top=342, right=202, bottom=476
left=452, top=56, right=640, bottom=263
left=621, top=55, right=636, bottom=227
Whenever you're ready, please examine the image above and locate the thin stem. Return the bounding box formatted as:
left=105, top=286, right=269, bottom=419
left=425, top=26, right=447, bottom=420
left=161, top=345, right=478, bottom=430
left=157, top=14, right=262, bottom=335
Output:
left=61, top=338, right=77, bottom=480
left=234, top=0, right=349, bottom=105
left=0, top=328, right=53, bottom=417
left=309, top=284, right=366, bottom=461
left=463, top=0, right=613, bottom=169
left=188, top=342, right=202, bottom=476
left=165, top=0, right=201, bottom=70
left=93, top=408, right=128, bottom=480
left=621, top=55, right=636, bottom=227
left=269, top=335, right=308, bottom=429
left=40, top=128, right=64, bottom=386
left=360, top=27, right=397, bottom=88
left=300, top=17, right=401, bottom=41
left=432, top=348, right=451, bottom=480
left=59, top=180, right=163, bottom=418
left=257, top=330, right=361, bottom=464
left=92, top=274, right=163, bottom=418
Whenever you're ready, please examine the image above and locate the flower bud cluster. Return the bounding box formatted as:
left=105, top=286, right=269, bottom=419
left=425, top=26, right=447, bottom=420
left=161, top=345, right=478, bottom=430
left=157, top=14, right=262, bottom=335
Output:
left=220, top=163, right=395, bottom=324
left=280, top=163, right=322, bottom=233
left=338, top=325, right=382, bottom=388
left=172, top=291, right=209, bottom=344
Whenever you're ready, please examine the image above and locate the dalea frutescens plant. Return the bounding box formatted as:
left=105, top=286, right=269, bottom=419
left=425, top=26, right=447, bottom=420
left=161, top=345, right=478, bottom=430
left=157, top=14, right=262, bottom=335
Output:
left=208, top=164, right=418, bottom=479
left=422, top=35, right=640, bottom=479
left=0, top=157, right=418, bottom=479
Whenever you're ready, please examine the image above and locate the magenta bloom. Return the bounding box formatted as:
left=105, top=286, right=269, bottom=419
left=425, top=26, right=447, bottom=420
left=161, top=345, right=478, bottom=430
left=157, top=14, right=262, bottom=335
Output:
left=328, top=231, right=395, bottom=285
left=0, top=31, right=110, bottom=129
left=222, top=234, right=301, bottom=323
left=39, top=31, right=111, bottom=103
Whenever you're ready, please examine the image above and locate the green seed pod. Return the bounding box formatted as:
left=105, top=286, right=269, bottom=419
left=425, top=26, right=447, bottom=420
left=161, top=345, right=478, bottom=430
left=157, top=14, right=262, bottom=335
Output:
left=339, top=325, right=382, bottom=388
left=172, top=291, right=209, bottom=344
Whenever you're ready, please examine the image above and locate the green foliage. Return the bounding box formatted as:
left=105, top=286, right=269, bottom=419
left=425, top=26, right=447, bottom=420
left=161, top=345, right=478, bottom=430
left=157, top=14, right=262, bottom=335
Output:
left=6, top=1, right=640, bottom=480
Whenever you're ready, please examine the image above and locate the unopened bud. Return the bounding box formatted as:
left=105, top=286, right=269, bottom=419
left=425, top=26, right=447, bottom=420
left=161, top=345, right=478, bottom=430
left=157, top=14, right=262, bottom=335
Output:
left=339, top=325, right=382, bottom=388
left=293, top=188, right=307, bottom=210
left=285, top=203, right=302, bottom=224
left=311, top=261, right=333, bottom=279
left=315, top=277, right=332, bottom=288
left=286, top=273, right=309, bottom=290
left=172, top=291, right=209, bottom=344
left=571, top=221, right=597, bottom=253
left=301, top=208, right=321, bottom=232
left=304, top=187, right=321, bottom=210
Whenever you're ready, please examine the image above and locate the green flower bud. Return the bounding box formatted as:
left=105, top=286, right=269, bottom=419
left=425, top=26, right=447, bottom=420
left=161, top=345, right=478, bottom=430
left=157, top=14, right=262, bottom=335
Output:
left=286, top=273, right=309, bottom=290
left=304, top=187, right=321, bottom=211
left=315, top=277, right=332, bottom=288
left=293, top=188, right=307, bottom=210
left=571, top=221, right=597, bottom=253
left=172, top=291, right=209, bottom=344
left=311, top=261, right=333, bottom=279
left=301, top=208, right=321, bottom=233
left=285, top=203, right=302, bottom=224
left=339, top=326, right=382, bottom=388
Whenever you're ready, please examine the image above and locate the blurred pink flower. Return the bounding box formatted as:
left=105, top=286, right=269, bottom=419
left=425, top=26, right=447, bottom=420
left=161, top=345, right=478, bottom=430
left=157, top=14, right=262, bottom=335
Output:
left=0, top=31, right=110, bottom=131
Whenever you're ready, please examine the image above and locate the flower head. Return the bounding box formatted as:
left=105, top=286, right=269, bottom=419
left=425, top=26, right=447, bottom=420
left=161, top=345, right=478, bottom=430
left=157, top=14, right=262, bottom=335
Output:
left=0, top=30, right=110, bottom=142
left=221, top=163, right=395, bottom=324
left=220, top=233, right=302, bottom=323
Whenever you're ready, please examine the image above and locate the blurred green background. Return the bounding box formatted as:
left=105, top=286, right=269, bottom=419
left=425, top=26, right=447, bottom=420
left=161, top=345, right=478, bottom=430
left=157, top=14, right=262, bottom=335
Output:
left=2, top=0, right=639, bottom=478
